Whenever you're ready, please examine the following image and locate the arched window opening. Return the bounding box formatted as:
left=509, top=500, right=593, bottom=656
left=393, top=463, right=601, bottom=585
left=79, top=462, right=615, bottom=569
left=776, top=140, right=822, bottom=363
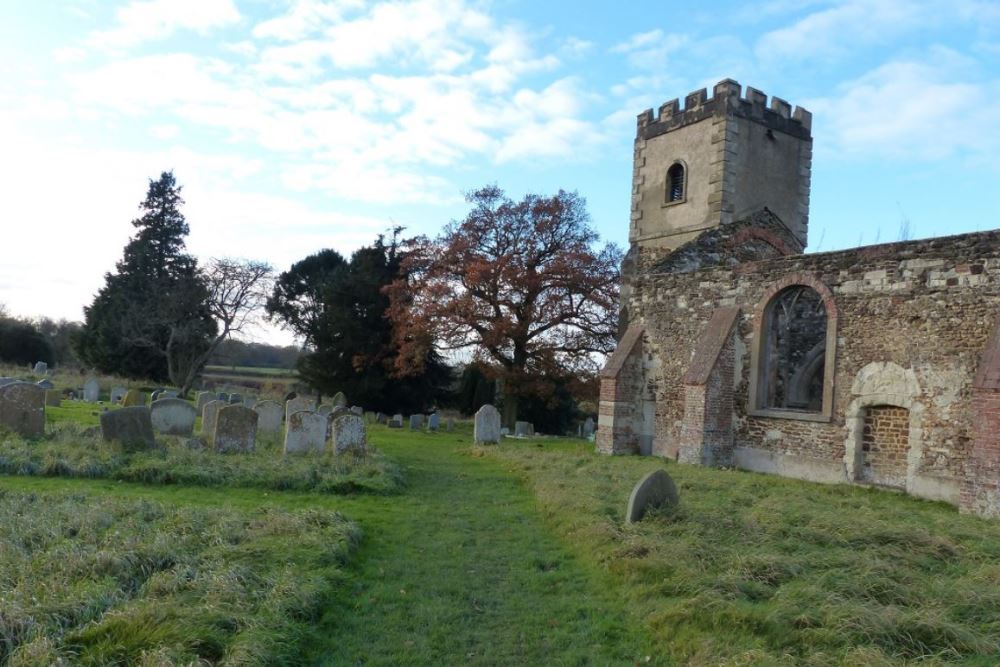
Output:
left=759, top=285, right=827, bottom=412
left=666, top=163, right=685, bottom=202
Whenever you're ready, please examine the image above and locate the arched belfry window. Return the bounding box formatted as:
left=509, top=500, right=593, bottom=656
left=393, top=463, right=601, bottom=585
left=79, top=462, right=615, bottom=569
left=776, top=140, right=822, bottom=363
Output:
left=666, top=162, right=685, bottom=203
left=759, top=286, right=826, bottom=412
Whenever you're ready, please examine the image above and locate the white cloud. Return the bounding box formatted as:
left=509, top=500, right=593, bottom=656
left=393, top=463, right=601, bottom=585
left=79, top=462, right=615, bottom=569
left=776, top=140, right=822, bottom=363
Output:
left=89, top=0, right=241, bottom=49
left=252, top=0, right=363, bottom=41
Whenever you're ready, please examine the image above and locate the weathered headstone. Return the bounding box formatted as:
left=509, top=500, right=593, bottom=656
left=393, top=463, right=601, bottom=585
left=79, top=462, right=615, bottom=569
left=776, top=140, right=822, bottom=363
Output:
left=583, top=416, right=595, bottom=439
left=446, top=418, right=454, bottom=432
left=331, top=391, right=347, bottom=408
left=111, top=386, right=127, bottom=404
left=0, top=382, right=45, bottom=437
left=427, top=413, right=440, bottom=431
left=228, top=393, right=243, bottom=405
left=317, top=404, right=333, bottom=417
left=474, top=404, right=501, bottom=445
left=254, top=400, right=283, bottom=434
left=625, top=470, right=679, bottom=524
left=36, top=379, right=54, bottom=390
left=283, top=410, right=327, bottom=454
left=332, top=414, right=367, bottom=455
left=201, top=400, right=224, bottom=438
left=514, top=421, right=534, bottom=437
left=285, top=396, right=312, bottom=420
left=150, top=398, right=197, bottom=436
left=500, top=427, right=510, bottom=436
left=196, top=391, right=213, bottom=410
left=243, top=397, right=257, bottom=409
left=217, top=392, right=229, bottom=401
left=33, top=361, right=47, bottom=375
left=213, top=405, right=257, bottom=453
left=376, top=412, right=387, bottom=424
left=45, top=390, right=61, bottom=407
left=331, top=406, right=349, bottom=420
left=389, top=413, right=403, bottom=428
left=122, top=389, right=145, bottom=407
left=99, top=406, right=155, bottom=450
left=409, top=414, right=424, bottom=430
left=350, top=405, right=364, bottom=416
left=83, top=377, right=100, bottom=402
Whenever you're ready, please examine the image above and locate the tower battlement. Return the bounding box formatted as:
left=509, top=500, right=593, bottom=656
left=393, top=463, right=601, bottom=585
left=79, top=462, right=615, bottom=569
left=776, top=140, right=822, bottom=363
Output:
left=637, top=79, right=812, bottom=141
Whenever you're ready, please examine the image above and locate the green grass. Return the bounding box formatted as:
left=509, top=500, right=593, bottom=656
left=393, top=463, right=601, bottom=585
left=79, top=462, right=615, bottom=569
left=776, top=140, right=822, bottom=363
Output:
left=0, top=423, right=404, bottom=495
left=483, top=438, right=1000, bottom=666
left=0, top=489, right=359, bottom=665
left=204, top=365, right=298, bottom=378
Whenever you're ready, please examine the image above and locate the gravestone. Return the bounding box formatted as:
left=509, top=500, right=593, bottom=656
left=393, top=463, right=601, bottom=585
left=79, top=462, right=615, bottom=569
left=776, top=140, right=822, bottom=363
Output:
left=213, top=405, right=257, bottom=453
left=243, top=397, right=257, bottom=409
left=201, top=400, right=224, bottom=438
left=389, top=414, right=403, bottom=428
left=150, top=389, right=164, bottom=402
left=83, top=377, right=100, bottom=402
left=150, top=398, right=197, bottom=436
left=500, top=427, right=510, bottom=437
left=111, top=386, right=127, bottom=404
left=284, top=410, right=327, bottom=454
left=514, top=421, right=534, bottom=437
left=375, top=412, right=387, bottom=424
left=625, top=470, right=679, bottom=524
left=317, top=404, right=333, bottom=417
left=45, top=390, right=61, bottom=407
left=283, top=391, right=297, bottom=403
left=331, top=406, right=349, bottom=420
left=0, top=382, right=45, bottom=437
left=409, top=414, right=424, bottom=430
left=332, top=414, right=366, bottom=455
left=446, top=418, right=453, bottom=432
left=36, top=379, right=54, bottom=390
left=583, top=416, right=595, bottom=438
left=474, top=404, right=501, bottom=445
left=350, top=405, right=364, bottom=416
left=254, top=400, right=284, bottom=434
left=331, top=391, right=347, bottom=408
left=285, top=396, right=312, bottom=420
left=0, top=378, right=16, bottom=387
left=217, top=392, right=229, bottom=401
left=228, top=393, right=243, bottom=405
left=100, top=406, right=155, bottom=450
left=196, top=391, right=213, bottom=411
left=122, top=389, right=145, bottom=407
left=427, top=413, right=440, bottom=431
left=163, top=390, right=179, bottom=399
left=33, top=361, right=47, bottom=375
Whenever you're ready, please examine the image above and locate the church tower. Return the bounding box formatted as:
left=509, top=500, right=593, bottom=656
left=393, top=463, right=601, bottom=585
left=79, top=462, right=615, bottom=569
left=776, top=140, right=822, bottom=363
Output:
left=628, top=79, right=813, bottom=262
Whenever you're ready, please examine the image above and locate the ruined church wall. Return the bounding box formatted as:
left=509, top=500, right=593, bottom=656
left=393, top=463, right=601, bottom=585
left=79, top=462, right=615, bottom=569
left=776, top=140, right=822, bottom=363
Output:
left=628, top=229, right=1000, bottom=502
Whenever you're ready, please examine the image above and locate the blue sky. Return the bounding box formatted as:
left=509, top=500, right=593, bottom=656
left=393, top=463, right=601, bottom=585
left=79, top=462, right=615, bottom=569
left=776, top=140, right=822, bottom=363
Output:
left=1, top=0, right=998, bottom=344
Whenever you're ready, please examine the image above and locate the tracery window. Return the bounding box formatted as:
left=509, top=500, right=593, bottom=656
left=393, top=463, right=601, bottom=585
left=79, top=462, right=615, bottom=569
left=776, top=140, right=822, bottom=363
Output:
left=758, top=285, right=827, bottom=412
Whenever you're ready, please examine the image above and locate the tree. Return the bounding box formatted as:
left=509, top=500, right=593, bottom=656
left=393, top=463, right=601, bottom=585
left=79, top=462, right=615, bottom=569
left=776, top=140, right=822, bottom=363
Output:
left=267, top=233, right=450, bottom=413
left=74, top=171, right=216, bottom=385
left=35, top=318, right=83, bottom=368
left=0, top=318, right=53, bottom=367
left=386, top=185, right=622, bottom=426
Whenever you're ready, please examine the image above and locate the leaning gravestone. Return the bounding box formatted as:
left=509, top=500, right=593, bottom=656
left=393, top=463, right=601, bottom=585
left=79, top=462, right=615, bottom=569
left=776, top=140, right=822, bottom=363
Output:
left=285, top=396, right=312, bottom=420
left=196, top=391, right=213, bottom=411
left=626, top=469, right=679, bottom=524
left=514, top=421, right=534, bottom=437
left=332, top=414, right=366, bottom=455
left=122, top=389, right=145, bottom=407
left=284, top=410, right=327, bottom=454
left=389, top=414, right=403, bottom=428
left=100, top=406, right=155, bottom=450
left=201, top=400, right=224, bottom=439
left=150, top=398, right=197, bottom=436
left=45, top=390, right=61, bottom=407
left=331, top=391, right=347, bottom=408
left=409, top=414, right=424, bottom=430
left=254, top=400, right=283, bottom=434
left=83, top=377, right=100, bottom=402
left=0, top=382, right=45, bottom=437
left=427, top=413, right=440, bottom=431
left=33, top=361, right=47, bottom=375
left=213, top=405, right=257, bottom=453
left=474, top=404, right=501, bottom=445
left=111, top=386, right=127, bottom=404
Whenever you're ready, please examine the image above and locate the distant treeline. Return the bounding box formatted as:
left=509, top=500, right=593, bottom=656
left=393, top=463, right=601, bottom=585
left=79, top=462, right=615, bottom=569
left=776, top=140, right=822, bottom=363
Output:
left=206, top=339, right=301, bottom=369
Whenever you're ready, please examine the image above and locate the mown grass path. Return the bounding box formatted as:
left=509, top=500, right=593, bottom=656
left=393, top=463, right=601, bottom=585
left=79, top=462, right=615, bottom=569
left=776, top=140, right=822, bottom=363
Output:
left=1, top=430, right=654, bottom=666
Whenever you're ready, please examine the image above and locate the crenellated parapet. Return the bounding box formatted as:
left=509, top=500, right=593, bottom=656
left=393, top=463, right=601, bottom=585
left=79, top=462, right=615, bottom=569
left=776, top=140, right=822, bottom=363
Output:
left=637, top=79, right=812, bottom=141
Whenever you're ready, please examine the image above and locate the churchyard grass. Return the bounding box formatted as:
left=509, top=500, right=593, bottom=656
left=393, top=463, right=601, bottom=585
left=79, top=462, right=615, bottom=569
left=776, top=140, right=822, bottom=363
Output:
left=0, top=422, right=404, bottom=495
left=0, top=488, right=359, bottom=665
left=483, top=438, right=1000, bottom=665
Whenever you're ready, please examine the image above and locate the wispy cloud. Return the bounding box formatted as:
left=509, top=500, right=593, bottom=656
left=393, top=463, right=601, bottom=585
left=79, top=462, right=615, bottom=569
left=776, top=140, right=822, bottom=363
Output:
left=89, top=0, right=241, bottom=49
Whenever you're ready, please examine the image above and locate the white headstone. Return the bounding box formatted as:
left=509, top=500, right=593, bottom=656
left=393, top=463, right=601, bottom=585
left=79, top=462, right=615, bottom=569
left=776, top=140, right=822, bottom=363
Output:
left=583, top=416, right=595, bottom=438
left=474, top=404, right=501, bottom=444
left=83, top=377, right=100, bottom=402
left=254, top=400, right=283, bottom=433
left=409, top=414, right=424, bottom=430
left=427, top=413, right=440, bottom=431
left=284, top=410, right=327, bottom=454
left=111, top=386, right=127, bottom=404
left=332, top=414, right=367, bottom=455
left=286, top=396, right=313, bottom=420
left=33, top=361, right=47, bottom=375
left=150, top=398, right=197, bottom=436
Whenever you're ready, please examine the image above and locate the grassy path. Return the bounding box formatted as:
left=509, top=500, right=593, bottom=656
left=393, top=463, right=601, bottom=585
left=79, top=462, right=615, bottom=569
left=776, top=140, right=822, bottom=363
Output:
left=0, top=431, right=654, bottom=666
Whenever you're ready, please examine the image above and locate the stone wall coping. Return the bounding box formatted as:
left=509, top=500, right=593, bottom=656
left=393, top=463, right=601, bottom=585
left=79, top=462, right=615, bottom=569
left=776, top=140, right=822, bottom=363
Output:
left=682, top=307, right=740, bottom=386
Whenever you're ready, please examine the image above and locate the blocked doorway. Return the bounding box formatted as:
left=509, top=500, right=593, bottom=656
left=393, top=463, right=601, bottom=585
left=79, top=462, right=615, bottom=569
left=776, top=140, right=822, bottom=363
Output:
left=858, top=405, right=909, bottom=489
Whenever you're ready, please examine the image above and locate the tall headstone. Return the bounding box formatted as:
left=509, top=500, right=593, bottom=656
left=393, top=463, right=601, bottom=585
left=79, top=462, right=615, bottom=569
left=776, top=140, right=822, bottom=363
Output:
left=0, top=382, right=45, bottom=437
left=254, top=400, right=284, bottom=434
left=427, top=413, right=440, bottom=431
left=150, top=398, right=197, bottom=436
left=331, top=391, right=347, bottom=408
left=583, top=416, right=595, bottom=439
left=332, top=414, right=367, bottom=455
left=446, top=418, right=454, bottom=432
left=285, top=396, right=312, bottom=420
left=111, top=386, right=127, bottom=404
left=474, top=404, right=501, bottom=444
left=83, top=377, right=100, bottom=402
left=213, top=405, right=257, bottom=453
left=100, top=406, right=156, bottom=450
left=196, top=391, right=213, bottom=411
left=122, top=389, right=145, bottom=407
left=284, top=410, right=327, bottom=454
left=409, top=414, right=424, bottom=430
left=32, top=361, right=47, bottom=375
left=514, top=421, right=534, bottom=437
left=201, top=400, right=224, bottom=438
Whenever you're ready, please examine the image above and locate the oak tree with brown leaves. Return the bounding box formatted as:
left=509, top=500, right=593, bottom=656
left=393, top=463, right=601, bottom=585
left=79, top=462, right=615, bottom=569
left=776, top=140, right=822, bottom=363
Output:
left=387, top=185, right=622, bottom=426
